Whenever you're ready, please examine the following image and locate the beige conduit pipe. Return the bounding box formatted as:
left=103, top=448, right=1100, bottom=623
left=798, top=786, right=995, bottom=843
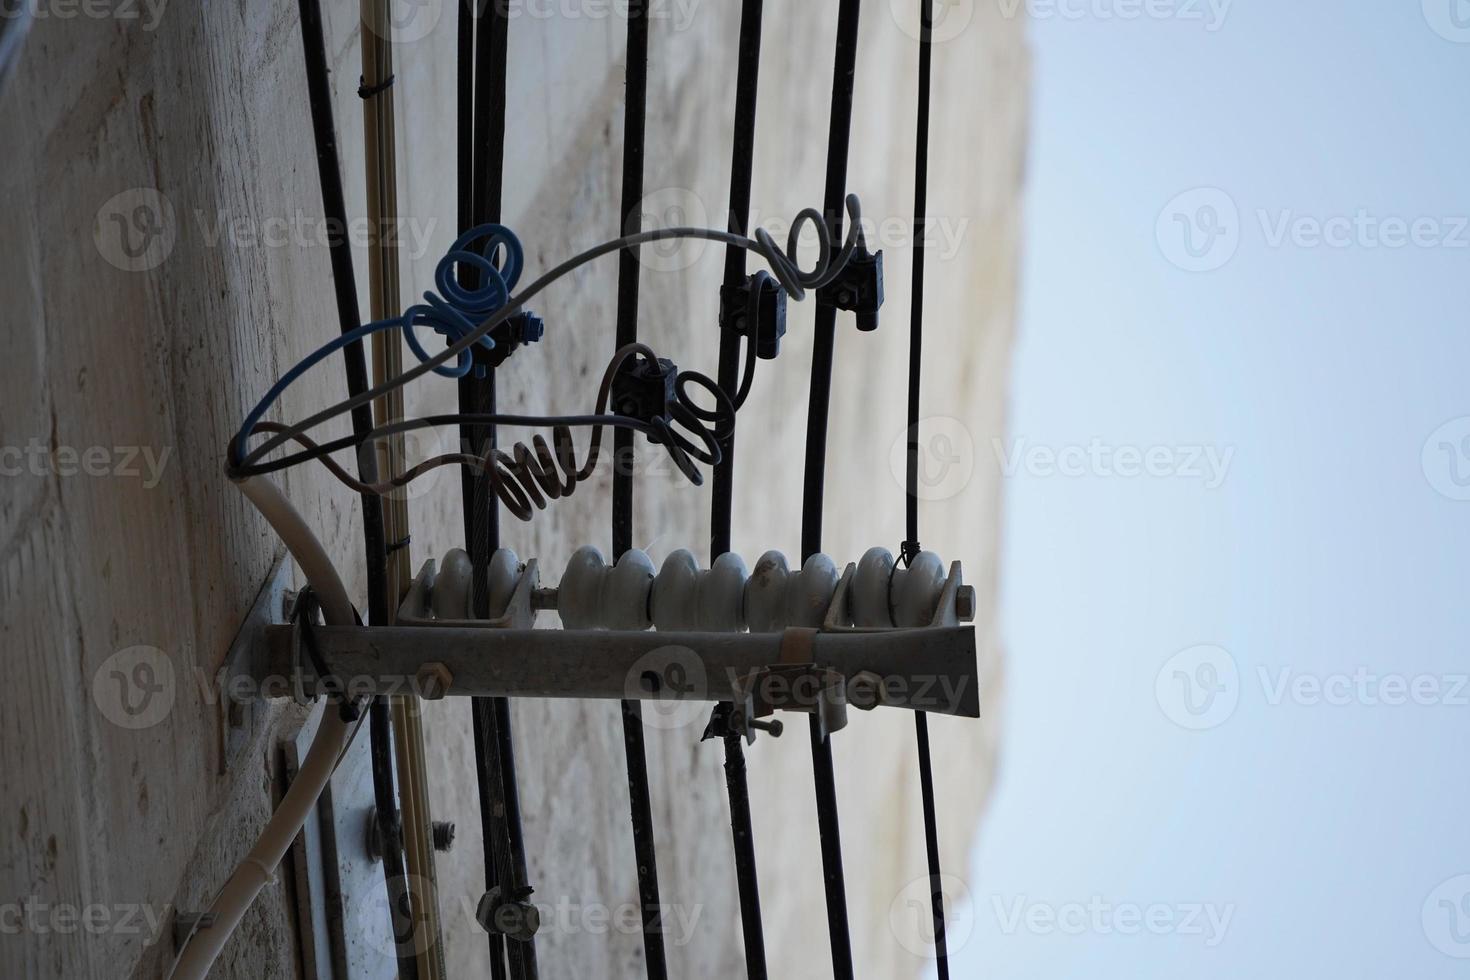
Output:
left=361, top=2, right=448, bottom=972
left=168, top=476, right=356, bottom=980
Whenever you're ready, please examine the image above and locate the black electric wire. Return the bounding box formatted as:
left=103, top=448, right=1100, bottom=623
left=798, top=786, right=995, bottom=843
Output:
left=800, top=2, right=863, bottom=976
left=906, top=2, right=950, bottom=976
left=709, top=2, right=769, bottom=977
left=457, top=5, right=510, bottom=979
left=612, top=5, right=669, bottom=978
left=462, top=3, right=538, bottom=976
left=297, top=1, right=415, bottom=977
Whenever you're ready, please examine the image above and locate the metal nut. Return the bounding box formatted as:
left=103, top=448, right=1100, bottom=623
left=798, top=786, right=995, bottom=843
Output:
left=416, top=662, right=453, bottom=700
left=955, top=585, right=977, bottom=622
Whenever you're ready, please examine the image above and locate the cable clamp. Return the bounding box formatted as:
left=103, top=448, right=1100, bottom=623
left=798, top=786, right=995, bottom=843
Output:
left=292, top=589, right=361, bottom=722
left=469, top=310, right=545, bottom=376
left=357, top=73, right=395, bottom=99
left=816, top=225, right=884, bottom=331
left=718, top=270, right=787, bottom=360
left=610, top=353, right=677, bottom=424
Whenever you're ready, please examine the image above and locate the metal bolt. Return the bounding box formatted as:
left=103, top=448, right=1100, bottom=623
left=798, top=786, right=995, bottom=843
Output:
left=531, top=587, right=559, bottom=611
left=955, top=585, right=977, bottom=622
left=748, top=717, right=783, bottom=737
left=432, top=821, right=456, bottom=853
left=729, top=708, right=783, bottom=739
left=416, top=662, right=453, bottom=700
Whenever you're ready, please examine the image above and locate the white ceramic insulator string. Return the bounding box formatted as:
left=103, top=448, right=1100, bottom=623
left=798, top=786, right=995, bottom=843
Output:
left=434, top=545, right=953, bottom=633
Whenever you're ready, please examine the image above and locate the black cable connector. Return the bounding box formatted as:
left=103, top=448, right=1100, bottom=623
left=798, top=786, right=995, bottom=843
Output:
left=720, top=270, right=787, bottom=359
left=471, top=310, right=546, bottom=376
left=611, top=355, right=677, bottom=423
left=818, top=229, right=884, bottom=332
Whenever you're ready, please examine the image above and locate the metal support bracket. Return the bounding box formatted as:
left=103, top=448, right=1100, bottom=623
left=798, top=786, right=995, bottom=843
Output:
left=216, top=553, right=294, bottom=773
left=254, top=622, right=978, bottom=718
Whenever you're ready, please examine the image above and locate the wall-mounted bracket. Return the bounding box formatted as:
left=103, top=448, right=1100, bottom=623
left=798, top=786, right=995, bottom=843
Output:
left=254, top=621, right=978, bottom=718
left=215, top=553, right=294, bottom=773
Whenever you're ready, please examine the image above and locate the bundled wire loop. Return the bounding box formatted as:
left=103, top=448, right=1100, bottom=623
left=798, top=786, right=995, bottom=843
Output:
left=401, top=223, right=523, bottom=379
left=228, top=197, right=867, bottom=521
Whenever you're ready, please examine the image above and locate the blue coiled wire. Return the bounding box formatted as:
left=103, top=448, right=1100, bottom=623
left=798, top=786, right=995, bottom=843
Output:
left=232, top=223, right=522, bottom=464
left=401, top=223, right=522, bottom=377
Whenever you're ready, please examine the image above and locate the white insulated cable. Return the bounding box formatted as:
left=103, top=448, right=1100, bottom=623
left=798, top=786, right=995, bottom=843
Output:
left=169, top=476, right=356, bottom=980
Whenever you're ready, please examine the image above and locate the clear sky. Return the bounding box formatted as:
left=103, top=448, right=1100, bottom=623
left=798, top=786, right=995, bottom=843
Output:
left=949, top=2, right=1470, bottom=976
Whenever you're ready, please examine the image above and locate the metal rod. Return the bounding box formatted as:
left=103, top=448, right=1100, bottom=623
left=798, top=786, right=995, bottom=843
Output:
left=460, top=1, right=538, bottom=976
left=906, top=1, right=951, bottom=975
left=456, top=8, right=509, bottom=977
left=710, top=2, right=770, bottom=976
left=611, top=3, right=669, bottom=977
left=800, top=2, right=864, bottom=975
